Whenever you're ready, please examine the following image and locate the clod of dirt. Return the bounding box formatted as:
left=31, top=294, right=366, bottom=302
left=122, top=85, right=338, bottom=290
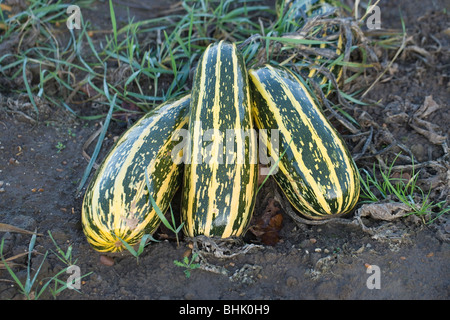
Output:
left=192, top=235, right=263, bottom=259
left=229, top=264, right=262, bottom=284
left=307, top=254, right=337, bottom=280
left=2, top=94, right=60, bottom=123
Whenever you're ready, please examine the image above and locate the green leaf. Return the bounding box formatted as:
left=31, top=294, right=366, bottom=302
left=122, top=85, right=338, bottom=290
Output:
left=173, top=260, right=186, bottom=267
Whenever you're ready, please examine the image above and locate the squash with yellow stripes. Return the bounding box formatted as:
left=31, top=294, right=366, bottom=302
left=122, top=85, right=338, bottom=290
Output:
left=81, top=95, right=190, bottom=252
left=276, top=0, right=344, bottom=94
left=276, top=0, right=338, bottom=20
left=181, top=41, right=258, bottom=238
left=249, top=64, right=360, bottom=219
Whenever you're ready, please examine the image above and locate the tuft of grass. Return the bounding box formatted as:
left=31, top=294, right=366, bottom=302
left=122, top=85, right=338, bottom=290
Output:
left=47, top=230, right=76, bottom=266
left=0, top=233, right=49, bottom=300
left=1, top=0, right=385, bottom=124
left=117, top=233, right=157, bottom=265
left=359, top=153, right=449, bottom=224
left=0, top=233, right=92, bottom=299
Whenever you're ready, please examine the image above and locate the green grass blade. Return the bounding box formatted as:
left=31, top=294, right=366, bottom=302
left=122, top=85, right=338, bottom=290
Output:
left=28, top=251, right=49, bottom=298
left=24, top=233, right=37, bottom=294
left=144, top=168, right=174, bottom=232
left=109, top=0, right=118, bottom=48
left=77, top=93, right=117, bottom=193
left=256, top=137, right=293, bottom=195
left=262, top=36, right=331, bottom=46
left=118, top=237, right=137, bottom=257
left=22, top=58, right=39, bottom=117
left=1, top=237, right=26, bottom=294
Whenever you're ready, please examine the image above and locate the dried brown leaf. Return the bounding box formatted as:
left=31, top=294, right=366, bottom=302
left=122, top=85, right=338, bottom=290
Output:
left=409, top=96, right=447, bottom=145
left=249, top=199, right=283, bottom=245
left=357, top=202, right=412, bottom=221
left=415, top=96, right=441, bottom=119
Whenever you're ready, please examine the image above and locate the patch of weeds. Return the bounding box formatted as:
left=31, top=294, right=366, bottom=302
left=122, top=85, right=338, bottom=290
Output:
left=1, top=232, right=92, bottom=299
left=55, top=141, right=66, bottom=153
left=0, top=0, right=384, bottom=122
left=67, top=128, right=76, bottom=138
left=0, top=233, right=49, bottom=300
left=359, top=153, right=449, bottom=224
left=46, top=231, right=92, bottom=298
left=174, top=252, right=201, bottom=278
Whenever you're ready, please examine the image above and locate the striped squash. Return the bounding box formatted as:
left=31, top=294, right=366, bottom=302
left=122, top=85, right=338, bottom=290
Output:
left=249, top=64, right=360, bottom=219
left=276, top=0, right=337, bottom=20
left=181, top=41, right=258, bottom=238
left=277, top=0, right=344, bottom=93
left=82, top=95, right=190, bottom=252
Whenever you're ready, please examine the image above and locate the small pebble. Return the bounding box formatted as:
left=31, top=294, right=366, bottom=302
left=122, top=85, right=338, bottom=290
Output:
left=99, top=255, right=115, bottom=266
left=183, top=249, right=192, bottom=258
left=286, top=276, right=298, bottom=287
left=184, top=293, right=195, bottom=300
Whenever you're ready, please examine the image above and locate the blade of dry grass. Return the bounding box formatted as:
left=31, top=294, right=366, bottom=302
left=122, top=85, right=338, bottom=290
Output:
left=0, top=251, right=29, bottom=270
left=0, top=223, right=42, bottom=236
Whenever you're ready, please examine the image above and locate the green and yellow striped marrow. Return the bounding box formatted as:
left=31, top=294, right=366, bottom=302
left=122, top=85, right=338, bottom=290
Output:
left=181, top=41, right=258, bottom=238
left=276, top=0, right=344, bottom=93
left=249, top=64, right=360, bottom=220
left=82, top=95, right=190, bottom=252
left=276, top=0, right=338, bottom=20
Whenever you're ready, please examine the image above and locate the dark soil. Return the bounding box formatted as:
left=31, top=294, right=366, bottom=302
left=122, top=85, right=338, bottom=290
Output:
left=0, top=0, right=449, bottom=302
